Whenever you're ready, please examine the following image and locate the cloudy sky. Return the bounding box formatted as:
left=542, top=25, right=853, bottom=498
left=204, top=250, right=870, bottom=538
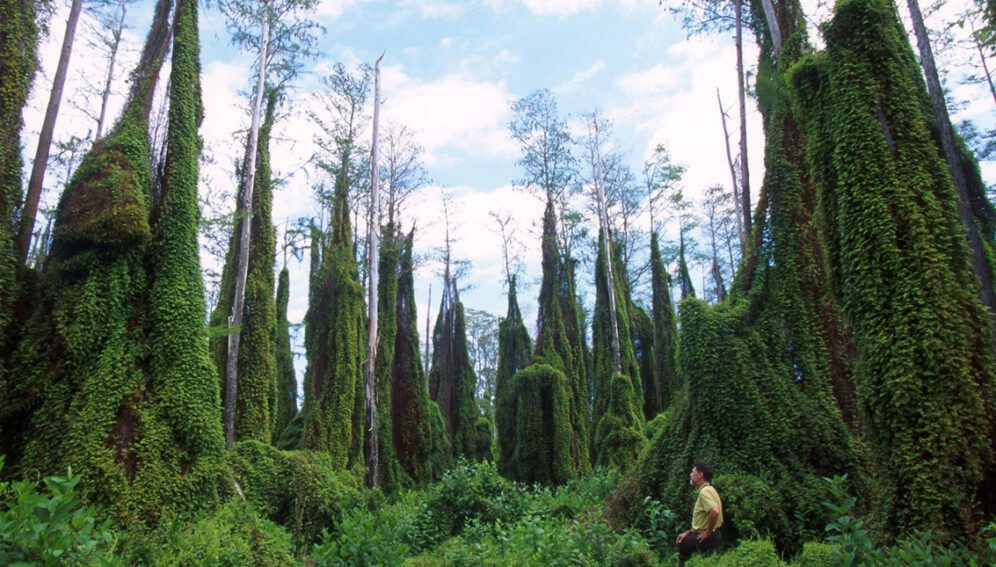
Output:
left=23, top=0, right=995, bottom=380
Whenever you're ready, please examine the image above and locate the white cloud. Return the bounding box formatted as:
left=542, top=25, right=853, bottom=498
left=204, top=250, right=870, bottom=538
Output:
left=553, top=59, right=607, bottom=94
left=316, top=0, right=360, bottom=19
left=404, top=0, right=467, bottom=19
left=379, top=65, right=518, bottom=164
left=520, top=0, right=601, bottom=17
left=611, top=35, right=765, bottom=209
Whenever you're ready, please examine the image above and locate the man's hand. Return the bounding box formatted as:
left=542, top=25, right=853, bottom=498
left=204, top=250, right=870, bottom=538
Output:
left=699, top=530, right=711, bottom=542
left=675, top=530, right=689, bottom=545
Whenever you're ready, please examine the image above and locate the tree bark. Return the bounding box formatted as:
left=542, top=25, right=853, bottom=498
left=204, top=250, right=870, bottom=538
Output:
left=365, top=53, right=383, bottom=489
left=717, top=89, right=746, bottom=252
left=425, top=284, right=431, bottom=378
left=972, top=23, right=996, bottom=110
left=17, top=0, right=84, bottom=264
left=906, top=0, right=996, bottom=314
left=759, top=0, right=782, bottom=59
left=224, top=11, right=270, bottom=449
left=735, top=0, right=752, bottom=240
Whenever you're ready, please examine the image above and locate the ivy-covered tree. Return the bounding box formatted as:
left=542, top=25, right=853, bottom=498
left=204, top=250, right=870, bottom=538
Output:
left=272, top=266, right=297, bottom=437
left=790, top=0, right=994, bottom=543
left=210, top=90, right=279, bottom=445
left=1, top=0, right=225, bottom=525
left=392, top=228, right=451, bottom=482
left=298, top=133, right=365, bottom=468
left=649, top=232, right=679, bottom=412
left=0, top=0, right=41, bottom=405
left=591, top=232, right=644, bottom=467
left=593, top=373, right=646, bottom=472
left=428, top=279, right=484, bottom=461
left=371, top=220, right=408, bottom=490
left=494, top=276, right=532, bottom=476
left=631, top=304, right=657, bottom=421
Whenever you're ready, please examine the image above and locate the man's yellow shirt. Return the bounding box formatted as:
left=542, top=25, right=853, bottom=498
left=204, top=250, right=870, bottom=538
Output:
left=692, top=484, right=723, bottom=531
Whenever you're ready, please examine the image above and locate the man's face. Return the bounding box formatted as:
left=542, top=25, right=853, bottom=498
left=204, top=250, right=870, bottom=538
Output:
left=689, top=467, right=704, bottom=487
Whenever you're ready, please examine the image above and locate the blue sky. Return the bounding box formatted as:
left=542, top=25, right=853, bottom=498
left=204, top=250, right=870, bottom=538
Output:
left=23, top=0, right=995, bottom=383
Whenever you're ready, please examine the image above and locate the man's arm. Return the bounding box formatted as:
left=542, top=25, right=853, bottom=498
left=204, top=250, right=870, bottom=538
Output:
left=699, top=506, right=720, bottom=541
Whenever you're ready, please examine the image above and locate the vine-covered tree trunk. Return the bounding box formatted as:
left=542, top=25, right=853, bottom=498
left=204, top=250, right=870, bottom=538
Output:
left=495, top=276, right=532, bottom=477
left=299, top=147, right=365, bottom=468
left=790, top=0, right=994, bottom=543
left=650, top=233, right=678, bottom=413
left=0, top=0, right=40, bottom=423
left=2, top=0, right=225, bottom=525
left=272, top=266, right=297, bottom=436
left=533, top=198, right=589, bottom=476
left=428, top=283, right=483, bottom=460
left=210, top=91, right=278, bottom=445
left=391, top=228, right=449, bottom=482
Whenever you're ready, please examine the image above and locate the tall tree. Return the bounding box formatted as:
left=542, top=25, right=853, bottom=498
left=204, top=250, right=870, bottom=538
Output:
left=16, top=0, right=85, bottom=264
left=649, top=232, right=678, bottom=412
left=392, top=228, right=450, bottom=483
left=790, top=0, right=995, bottom=541
left=364, top=53, right=383, bottom=488
left=2, top=0, right=226, bottom=525
left=0, top=0, right=41, bottom=394
left=210, top=90, right=279, bottom=445
left=494, top=276, right=532, bottom=477
left=272, top=265, right=297, bottom=436
left=532, top=199, right=591, bottom=475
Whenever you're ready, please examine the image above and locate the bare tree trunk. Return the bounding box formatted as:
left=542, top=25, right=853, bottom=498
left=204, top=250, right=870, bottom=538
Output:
left=96, top=4, right=127, bottom=140
left=972, top=23, right=996, bottom=109
left=17, top=0, right=84, bottom=264
left=364, top=54, right=383, bottom=489
left=424, top=284, right=431, bottom=378
left=224, top=11, right=270, bottom=449
left=735, top=0, right=752, bottom=237
left=717, top=89, right=746, bottom=252
left=710, top=221, right=726, bottom=301
left=596, top=177, right=622, bottom=375
left=906, top=0, right=996, bottom=314
left=759, top=0, right=782, bottom=59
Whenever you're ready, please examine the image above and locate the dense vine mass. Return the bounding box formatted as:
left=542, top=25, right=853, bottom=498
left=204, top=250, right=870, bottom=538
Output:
left=0, top=0, right=994, bottom=563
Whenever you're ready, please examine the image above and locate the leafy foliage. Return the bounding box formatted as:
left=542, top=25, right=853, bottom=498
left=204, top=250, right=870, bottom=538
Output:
left=0, top=459, right=119, bottom=566
left=273, top=267, right=298, bottom=437
left=494, top=276, right=532, bottom=477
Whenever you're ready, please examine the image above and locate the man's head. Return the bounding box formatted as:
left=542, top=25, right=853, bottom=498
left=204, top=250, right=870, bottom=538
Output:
left=689, top=461, right=713, bottom=487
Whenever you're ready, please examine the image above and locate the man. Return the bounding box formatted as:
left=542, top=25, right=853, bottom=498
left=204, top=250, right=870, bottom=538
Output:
left=675, top=461, right=723, bottom=564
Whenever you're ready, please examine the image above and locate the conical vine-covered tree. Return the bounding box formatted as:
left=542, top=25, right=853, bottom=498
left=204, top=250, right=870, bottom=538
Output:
left=677, top=233, right=695, bottom=300
left=495, top=276, right=532, bottom=476
left=299, top=139, right=365, bottom=469
left=532, top=198, right=590, bottom=475
left=210, top=89, right=279, bottom=444
left=1, top=0, right=224, bottom=525
left=428, top=279, right=483, bottom=460
left=371, top=221, right=408, bottom=490
left=650, top=232, right=678, bottom=412
left=591, top=232, right=643, bottom=467
left=631, top=304, right=657, bottom=421
left=790, top=0, right=994, bottom=543
left=272, top=266, right=297, bottom=436
left=392, top=228, right=450, bottom=482
left=591, top=234, right=642, bottom=427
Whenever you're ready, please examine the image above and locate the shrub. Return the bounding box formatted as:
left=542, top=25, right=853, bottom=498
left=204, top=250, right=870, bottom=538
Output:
left=224, top=441, right=367, bottom=546
left=791, top=541, right=838, bottom=566
left=310, top=506, right=410, bottom=566
left=0, top=458, right=119, bottom=566
left=149, top=500, right=295, bottom=567
left=686, top=539, right=784, bottom=567
left=712, top=473, right=791, bottom=549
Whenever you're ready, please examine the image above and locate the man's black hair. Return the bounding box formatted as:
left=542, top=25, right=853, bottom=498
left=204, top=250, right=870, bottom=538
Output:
left=692, top=461, right=713, bottom=481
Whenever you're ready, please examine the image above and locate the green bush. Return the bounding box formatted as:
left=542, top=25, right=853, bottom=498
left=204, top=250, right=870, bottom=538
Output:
left=224, top=441, right=367, bottom=546
left=791, top=541, right=838, bottom=566
left=686, top=539, right=783, bottom=567
left=0, top=458, right=119, bottom=566
left=713, top=473, right=791, bottom=548
left=149, top=500, right=295, bottom=567
left=415, top=460, right=527, bottom=548
left=310, top=505, right=410, bottom=566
